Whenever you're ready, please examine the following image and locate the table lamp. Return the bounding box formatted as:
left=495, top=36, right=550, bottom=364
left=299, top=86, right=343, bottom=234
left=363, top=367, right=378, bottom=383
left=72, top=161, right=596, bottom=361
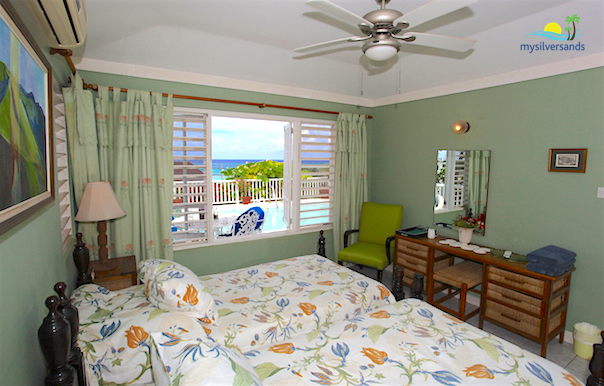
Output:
left=75, top=181, right=126, bottom=271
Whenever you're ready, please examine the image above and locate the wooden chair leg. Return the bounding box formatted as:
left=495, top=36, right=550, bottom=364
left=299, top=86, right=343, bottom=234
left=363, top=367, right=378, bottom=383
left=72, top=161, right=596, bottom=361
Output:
left=377, top=269, right=383, bottom=282
left=337, top=260, right=343, bottom=266
left=459, top=284, right=468, bottom=320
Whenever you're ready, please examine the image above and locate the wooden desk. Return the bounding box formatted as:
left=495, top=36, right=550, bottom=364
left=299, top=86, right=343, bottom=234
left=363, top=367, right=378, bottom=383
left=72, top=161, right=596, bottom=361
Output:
left=89, top=255, right=138, bottom=291
left=394, top=235, right=574, bottom=358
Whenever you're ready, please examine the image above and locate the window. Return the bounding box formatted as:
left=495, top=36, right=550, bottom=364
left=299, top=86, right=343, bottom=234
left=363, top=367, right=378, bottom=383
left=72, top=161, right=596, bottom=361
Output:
left=172, top=112, right=210, bottom=246
left=54, top=82, right=74, bottom=252
left=171, top=108, right=335, bottom=249
left=435, top=150, right=467, bottom=212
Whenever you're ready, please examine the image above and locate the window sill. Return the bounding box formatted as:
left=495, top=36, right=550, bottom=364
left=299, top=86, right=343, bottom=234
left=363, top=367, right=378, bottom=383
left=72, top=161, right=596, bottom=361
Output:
left=173, top=225, right=332, bottom=252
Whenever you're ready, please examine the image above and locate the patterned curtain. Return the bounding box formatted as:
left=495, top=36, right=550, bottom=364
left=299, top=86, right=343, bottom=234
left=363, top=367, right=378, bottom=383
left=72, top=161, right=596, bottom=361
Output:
left=64, top=77, right=175, bottom=262
left=63, top=74, right=101, bottom=257
left=95, top=87, right=174, bottom=261
left=333, top=113, right=368, bottom=258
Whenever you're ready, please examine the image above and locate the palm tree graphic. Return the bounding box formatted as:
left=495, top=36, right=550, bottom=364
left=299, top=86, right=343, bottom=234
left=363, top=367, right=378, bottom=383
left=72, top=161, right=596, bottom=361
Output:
left=565, top=14, right=580, bottom=40
left=564, top=25, right=572, bottom=40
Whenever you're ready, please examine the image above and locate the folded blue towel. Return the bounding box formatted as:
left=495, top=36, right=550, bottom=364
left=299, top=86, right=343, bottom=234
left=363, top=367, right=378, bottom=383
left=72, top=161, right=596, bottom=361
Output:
left=526, top=245, right=576, bottom=265
left=526, top=261, right=575, bottom=276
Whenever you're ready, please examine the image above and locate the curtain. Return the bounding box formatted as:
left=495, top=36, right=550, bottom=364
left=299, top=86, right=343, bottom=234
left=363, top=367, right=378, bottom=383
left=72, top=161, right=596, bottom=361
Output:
left=333, top=113, right=368, bottom=258
left=95, top=87, right=175, bottom=261
left=466, top=150, right=490, bottom=218
left=63, top=74, right=101, bottom=257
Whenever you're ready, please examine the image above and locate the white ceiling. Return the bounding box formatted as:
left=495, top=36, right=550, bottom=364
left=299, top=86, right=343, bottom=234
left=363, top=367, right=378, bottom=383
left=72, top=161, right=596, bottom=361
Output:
left=15, top=0, right=604, bottom=105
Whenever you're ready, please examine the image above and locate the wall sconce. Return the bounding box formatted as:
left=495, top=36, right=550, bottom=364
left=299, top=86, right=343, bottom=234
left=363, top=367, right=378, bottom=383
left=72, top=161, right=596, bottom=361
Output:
left=452, top=120, right=470, bottom=135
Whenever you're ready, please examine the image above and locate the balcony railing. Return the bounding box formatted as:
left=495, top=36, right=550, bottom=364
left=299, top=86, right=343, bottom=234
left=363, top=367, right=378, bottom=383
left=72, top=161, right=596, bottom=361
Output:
left=174, top=177, right=330, bottom=206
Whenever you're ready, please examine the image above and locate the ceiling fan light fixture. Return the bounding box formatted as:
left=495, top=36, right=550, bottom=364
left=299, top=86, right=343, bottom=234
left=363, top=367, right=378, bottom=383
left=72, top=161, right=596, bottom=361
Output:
left=362, top=38, right=400, bottom=61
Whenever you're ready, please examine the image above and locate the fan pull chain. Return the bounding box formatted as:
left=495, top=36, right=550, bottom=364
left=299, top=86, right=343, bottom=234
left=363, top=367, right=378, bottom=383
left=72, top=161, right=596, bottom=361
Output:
left=360, top=72, right=364, bottom=96
left=398, top=62, right=402, bottom=94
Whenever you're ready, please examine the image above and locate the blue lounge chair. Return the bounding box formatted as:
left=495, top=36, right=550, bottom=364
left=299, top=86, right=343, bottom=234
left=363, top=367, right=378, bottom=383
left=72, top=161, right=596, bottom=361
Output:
left=221, top=207, right=265, bottom=237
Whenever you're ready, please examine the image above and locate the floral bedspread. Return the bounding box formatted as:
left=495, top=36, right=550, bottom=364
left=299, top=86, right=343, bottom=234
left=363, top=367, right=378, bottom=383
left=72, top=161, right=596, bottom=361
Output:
left=72, top=254, right=394, bottom=385
left=245, top=300, right=584, bottom=386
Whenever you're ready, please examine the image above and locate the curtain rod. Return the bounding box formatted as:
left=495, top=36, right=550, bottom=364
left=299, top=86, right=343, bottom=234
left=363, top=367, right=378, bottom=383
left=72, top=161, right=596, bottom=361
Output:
left=81, top=82, right=372, bottom=119
left=52, top=48, right=372, bottom=119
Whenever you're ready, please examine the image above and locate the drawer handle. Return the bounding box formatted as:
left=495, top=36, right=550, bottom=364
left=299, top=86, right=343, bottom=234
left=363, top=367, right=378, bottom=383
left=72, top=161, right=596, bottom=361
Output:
left=501, top=293, right=522, bottom=303
left=501, top=313, right=521, bottom=323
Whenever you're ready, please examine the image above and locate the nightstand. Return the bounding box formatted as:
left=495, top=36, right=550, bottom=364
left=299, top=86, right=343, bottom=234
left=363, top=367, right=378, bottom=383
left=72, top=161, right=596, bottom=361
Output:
left=89, top=255, right=138, bottom=291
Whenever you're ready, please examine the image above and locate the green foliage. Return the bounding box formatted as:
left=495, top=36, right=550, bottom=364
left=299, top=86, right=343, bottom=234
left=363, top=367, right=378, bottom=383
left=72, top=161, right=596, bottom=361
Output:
left=221, top=160, right=284, bottom=183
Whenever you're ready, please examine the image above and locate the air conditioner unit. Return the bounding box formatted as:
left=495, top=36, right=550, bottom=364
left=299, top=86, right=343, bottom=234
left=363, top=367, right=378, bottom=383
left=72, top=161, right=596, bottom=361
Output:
left=28, top=0, right=88, bottom=49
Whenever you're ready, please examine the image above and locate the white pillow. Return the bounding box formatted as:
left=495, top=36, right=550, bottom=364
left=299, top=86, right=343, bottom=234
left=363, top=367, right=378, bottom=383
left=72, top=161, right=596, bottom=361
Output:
left=150, top=332, right=263, bottom=386
left=138, top=259, right=218, bottom=322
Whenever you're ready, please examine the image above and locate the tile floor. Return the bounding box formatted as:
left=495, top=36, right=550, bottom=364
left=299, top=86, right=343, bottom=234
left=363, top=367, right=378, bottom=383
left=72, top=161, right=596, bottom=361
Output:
left=344, top=263, right=593, bottom=383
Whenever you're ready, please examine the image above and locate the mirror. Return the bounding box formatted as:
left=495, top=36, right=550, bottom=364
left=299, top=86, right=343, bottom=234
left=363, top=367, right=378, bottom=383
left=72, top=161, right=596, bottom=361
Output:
left=433, top=150, right=491, bottom=235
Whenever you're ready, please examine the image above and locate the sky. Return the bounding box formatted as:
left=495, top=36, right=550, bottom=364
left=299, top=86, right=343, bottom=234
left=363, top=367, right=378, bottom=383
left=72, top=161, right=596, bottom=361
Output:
left=212, top=116, right=286, bottom=160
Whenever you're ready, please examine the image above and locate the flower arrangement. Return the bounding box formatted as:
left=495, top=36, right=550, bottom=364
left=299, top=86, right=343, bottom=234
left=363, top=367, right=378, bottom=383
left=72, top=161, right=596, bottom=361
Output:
left=453, top=214, right=484, bottom=230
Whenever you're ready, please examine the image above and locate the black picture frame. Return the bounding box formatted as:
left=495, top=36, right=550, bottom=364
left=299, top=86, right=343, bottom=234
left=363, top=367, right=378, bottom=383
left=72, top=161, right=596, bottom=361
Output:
left=548, top=148, right=587, bottom=173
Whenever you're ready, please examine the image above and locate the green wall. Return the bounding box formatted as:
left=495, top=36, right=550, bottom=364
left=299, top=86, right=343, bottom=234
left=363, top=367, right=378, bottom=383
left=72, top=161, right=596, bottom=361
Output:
left=0, top=52, right=75, bottom=382
left=370, top=67, right=604, bottom=328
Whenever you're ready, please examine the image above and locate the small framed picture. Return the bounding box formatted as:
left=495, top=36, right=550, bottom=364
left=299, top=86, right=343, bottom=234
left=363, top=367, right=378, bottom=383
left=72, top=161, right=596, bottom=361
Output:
left=548, top=149, right=587, bottom=173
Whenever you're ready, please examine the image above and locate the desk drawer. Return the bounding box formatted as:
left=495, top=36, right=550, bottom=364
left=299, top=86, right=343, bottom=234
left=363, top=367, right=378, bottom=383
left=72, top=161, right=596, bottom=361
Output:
left=487, top=266, right=545, bottom=297
left=486, top=283, right=562, bottom=315
left=397, top=253, right=451, bottom=274
left=397, top=252, right=428, bottom=273
left=485, top=300, right=562, bottom=339
left=397, top=239, right=430, bottom=258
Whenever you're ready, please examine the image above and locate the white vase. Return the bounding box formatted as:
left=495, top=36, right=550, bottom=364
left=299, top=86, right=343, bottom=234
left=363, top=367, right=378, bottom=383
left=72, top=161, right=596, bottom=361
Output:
left=458, top=227, right=474, bottom=245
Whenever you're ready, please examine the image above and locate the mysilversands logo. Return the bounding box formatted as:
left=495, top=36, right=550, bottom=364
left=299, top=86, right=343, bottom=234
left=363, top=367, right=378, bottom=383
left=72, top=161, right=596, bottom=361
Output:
left=521, top=14, right=585, bottom=53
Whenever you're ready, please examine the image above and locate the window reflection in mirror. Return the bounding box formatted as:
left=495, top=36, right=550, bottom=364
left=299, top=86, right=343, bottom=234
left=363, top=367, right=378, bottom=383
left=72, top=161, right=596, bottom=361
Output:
left=433, top=150, right=491, bottom=235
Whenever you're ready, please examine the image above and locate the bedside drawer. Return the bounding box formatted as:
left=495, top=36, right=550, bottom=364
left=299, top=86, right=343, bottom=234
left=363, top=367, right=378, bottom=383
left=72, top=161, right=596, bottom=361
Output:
left=487, top=266, right=545, bottom=297
left=484, top=300, right=563, bottom=339
left=397, top=239, right=430, bottom=257
left=93, top=274, right=136, bottom=291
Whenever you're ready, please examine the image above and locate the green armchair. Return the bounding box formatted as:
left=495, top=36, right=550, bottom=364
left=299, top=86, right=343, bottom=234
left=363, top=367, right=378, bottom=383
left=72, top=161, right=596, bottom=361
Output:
left=337, top=202, right=403, bottom=282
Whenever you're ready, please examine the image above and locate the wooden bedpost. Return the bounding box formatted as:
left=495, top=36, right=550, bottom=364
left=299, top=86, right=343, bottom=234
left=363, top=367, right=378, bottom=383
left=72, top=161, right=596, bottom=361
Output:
left=318, top=230, right=326, bottom=257
left=588, top=331, right=604, bottom=386
left=55, top=283, right=85, bottom=386
left=38, top=296, right=74, bottom=386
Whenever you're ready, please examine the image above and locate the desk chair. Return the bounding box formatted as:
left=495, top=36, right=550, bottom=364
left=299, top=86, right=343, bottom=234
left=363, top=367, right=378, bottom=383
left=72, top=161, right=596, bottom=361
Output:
left=432, top=260, right=482, bottom=321
left=337, top=202, right=403, bottom=282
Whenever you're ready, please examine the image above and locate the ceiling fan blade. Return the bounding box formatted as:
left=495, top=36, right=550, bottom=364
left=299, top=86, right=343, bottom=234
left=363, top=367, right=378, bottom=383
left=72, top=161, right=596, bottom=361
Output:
left=393, top=0, right=477, bottom=29
left=305, top=0, right=373, bottom=28
left=294, top=36, right=370, bottom=52
left=399, top=32, right=475, bottom=52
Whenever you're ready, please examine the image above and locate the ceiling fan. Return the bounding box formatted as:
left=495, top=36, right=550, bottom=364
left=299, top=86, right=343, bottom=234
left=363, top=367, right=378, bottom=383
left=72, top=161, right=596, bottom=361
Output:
left=295, top=0, right=477, bottom=62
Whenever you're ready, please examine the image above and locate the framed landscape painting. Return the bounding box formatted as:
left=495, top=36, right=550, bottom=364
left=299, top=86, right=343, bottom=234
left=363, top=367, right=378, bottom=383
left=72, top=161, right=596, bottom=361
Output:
left=0, top=0, right=53, bottom=236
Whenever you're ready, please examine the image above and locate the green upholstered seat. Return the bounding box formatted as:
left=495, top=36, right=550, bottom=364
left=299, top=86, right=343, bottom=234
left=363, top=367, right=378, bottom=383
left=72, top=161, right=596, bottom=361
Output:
left=337, top=202, right=403, bottom=282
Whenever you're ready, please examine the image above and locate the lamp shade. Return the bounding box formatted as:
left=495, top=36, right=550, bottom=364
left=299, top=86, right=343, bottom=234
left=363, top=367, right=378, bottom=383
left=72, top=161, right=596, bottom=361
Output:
left=75, top=182, right=126, bottom=222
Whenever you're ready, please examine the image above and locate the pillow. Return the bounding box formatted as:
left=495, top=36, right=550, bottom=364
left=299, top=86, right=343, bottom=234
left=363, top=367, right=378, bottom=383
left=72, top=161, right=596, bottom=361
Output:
left=138, top=259, right=218, bottom=322
left=150, top=332, right=263, bottom=386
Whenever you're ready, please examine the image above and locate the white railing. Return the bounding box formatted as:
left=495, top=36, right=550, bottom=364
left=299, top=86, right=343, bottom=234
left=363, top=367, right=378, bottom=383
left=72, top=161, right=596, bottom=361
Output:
left=175, top=177, right=331, bottom=206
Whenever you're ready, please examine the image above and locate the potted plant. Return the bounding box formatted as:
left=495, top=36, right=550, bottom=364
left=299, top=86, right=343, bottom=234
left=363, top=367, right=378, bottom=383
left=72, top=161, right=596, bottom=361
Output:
left=235, top=178, right=252, bottom=204
left=452, top=214, right=483, bottom=245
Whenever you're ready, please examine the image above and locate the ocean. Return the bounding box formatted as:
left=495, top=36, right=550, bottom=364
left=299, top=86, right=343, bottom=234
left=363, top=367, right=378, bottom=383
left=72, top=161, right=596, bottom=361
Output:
left=212, top=159, right=283, bottom=180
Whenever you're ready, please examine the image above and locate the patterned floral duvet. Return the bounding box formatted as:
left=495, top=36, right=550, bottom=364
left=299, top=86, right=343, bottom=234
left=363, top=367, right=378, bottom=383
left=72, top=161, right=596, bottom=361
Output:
left=72, top=254, right=395, bottom=385
left=244, top=300, right=585, bottom=386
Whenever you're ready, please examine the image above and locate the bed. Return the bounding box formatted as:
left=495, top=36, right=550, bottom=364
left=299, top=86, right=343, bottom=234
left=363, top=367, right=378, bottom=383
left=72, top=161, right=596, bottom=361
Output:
left=40, top=232, right=602, bottom=385
left=72, top=253, right=395, bottom=384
